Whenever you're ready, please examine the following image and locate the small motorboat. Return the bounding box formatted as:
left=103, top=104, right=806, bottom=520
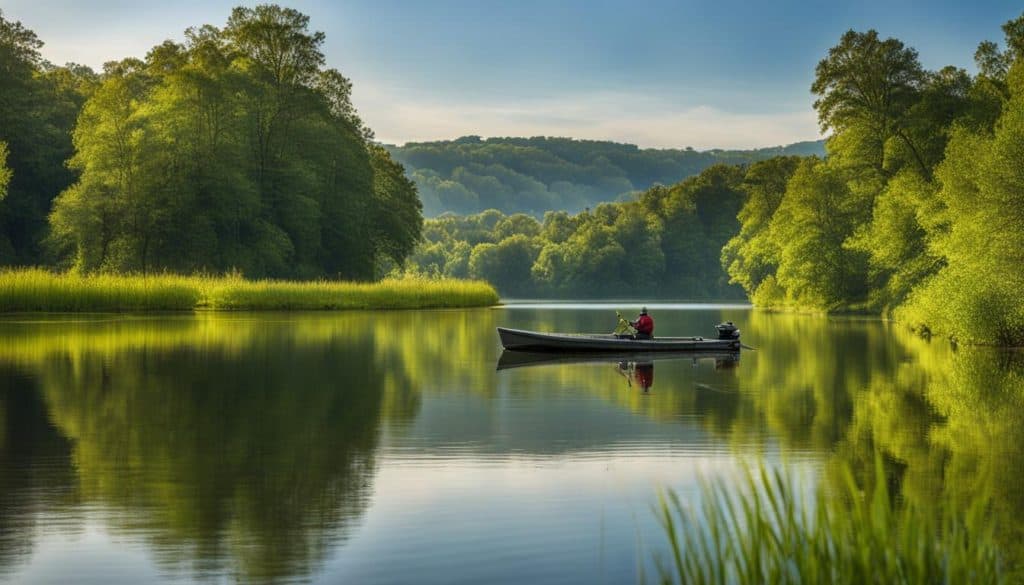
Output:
left=497, top=321, right=742, bottom=352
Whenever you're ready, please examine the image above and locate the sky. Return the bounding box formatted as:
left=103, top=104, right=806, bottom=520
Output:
left=3, top=0, right=1022, bottom=149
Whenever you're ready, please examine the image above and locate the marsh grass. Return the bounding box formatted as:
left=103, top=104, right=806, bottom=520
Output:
left=654, top=458, right=1003, bottom=585
left=0, top=269, right=498, bottom=312
left=0, top=269, right=200, bottom=311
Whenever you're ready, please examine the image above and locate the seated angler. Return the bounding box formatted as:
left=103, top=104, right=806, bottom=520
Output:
left=631, top=307, right=654, bottom=340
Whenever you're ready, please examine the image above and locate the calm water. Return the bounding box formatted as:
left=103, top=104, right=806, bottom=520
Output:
left=0, top=304, right=1021, bottom=584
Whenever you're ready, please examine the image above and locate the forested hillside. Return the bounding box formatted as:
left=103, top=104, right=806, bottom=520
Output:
left=387, top=137, right=824, bottom=216
left=0, top=6, right=421, bottom=279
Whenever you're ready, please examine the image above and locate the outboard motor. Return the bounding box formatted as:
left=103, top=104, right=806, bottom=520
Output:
left=715, top=321, right=740, bottom=340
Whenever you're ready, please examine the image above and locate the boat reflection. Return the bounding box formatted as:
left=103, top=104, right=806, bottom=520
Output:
left=496, top=349, right=740, bottom=373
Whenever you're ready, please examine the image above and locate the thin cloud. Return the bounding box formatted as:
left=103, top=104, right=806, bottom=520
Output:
left=359, top=89, right=822, bottom=149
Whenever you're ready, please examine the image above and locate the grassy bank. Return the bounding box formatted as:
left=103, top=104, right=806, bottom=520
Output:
left=0, top=269, right=499, bottom=312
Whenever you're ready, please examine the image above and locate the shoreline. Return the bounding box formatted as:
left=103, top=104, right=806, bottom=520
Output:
left=0, top=269, right=499, bottom=313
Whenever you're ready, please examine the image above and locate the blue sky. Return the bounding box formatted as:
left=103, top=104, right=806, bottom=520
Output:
left=4, top=0, right=1021, bottom=148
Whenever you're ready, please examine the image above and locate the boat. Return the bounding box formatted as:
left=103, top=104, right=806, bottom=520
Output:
left=496, top=321, right=742, bottom=352
left=496, top=348, right=740, bottom=371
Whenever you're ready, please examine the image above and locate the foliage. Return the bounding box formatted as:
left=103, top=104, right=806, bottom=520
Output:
left=654, top=458, right=1003, bottom=585
left=406, top=164, right=748, bottom=298
left=389, top=137, right=825, bottom=216
left=770, top=158, right=870, bottom=310
left=723, top=14, right=1024, bottom=344
left=0, top=268, right=497, bottom=312
left=0, top=10, right=95, bottom=265
left=720, top=156, right=800, bottom=296
left=0, top=142, right=10, bottom=200
left=27, top=6, right=421, bottom=279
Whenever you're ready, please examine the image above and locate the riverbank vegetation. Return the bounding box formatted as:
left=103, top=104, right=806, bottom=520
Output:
left=656, top=458, right=1003, bottom=584
left=722, top=17, right=1024, bottom=344
left=0, top=269, right=497, bottom=312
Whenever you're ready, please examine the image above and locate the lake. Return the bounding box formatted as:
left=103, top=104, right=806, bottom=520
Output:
left=0, top=304, right=1021, bottom=584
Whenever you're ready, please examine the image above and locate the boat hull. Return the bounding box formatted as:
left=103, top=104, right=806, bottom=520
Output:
left=497, top=327, right=742, bottom=352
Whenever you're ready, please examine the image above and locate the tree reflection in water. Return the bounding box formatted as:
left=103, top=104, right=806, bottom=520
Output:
left=0, top=309, right=1021, bottom=581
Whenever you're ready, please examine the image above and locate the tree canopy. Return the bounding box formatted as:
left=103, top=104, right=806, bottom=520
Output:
left=404, top=164, right=750, bottom=298
left=0, top=9, right=95, bottom=264
left=724, top=15, right=1024, bottom=344
left=2, top=6, right=422, bottom=279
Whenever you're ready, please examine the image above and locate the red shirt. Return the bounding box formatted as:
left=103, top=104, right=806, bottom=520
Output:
left=635, top=314, right=654, bottom=335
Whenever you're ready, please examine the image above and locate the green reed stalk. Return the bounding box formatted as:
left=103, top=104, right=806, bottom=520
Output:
left=653, top=456, right=1003, bottom=585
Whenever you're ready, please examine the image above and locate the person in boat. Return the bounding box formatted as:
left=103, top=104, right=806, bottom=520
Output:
left=631, top=307, right=654, bottom=340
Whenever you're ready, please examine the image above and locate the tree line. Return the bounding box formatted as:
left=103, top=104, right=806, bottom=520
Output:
left=388, top=136, right=824, bottom=217
left=723, top=15, right=1024, bottom=344
left=406, top=12, right=1024, bottom=345
left=405, top=162, right=755, bottom=298
left=0, top=5, right=421, bottom=279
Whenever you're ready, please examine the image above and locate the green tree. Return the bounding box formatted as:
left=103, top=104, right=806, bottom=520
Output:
left=0, top=10, right=93, bottom=265
left=769, top=158, right=870, bottom=309
left=812, top=30, right=929, bottom=178
left=468, top=235, right=538, bottom=294
left=721, top=157, right=800, bottom=296
left=846, top=170, right=944, bottom=310
left=368, top=145, right=423, bottom=273
left=49, top=5, right=421, bottom=279
left=898, top=61, right=1024, bottom=344
left=494, top=213, right=541, bottom=240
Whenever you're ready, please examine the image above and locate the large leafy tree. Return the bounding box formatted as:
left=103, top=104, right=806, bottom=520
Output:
left=768, top=158, right=870, bottom=309
left=50, top=5, right=421, bottom=278
left=812, top=30, right=929, bottom=179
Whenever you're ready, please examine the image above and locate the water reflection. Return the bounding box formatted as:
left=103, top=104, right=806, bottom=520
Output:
left=0, top=367, right=77, bottom=577
left=0, top=309, right=1020, bottom=582
left=617, top=361, right=655, bottom=391
left=498, top=350, right=740, bottom=394
left=496, top=349, right=740, bottom=372
left=0, top=314, right=436, bottom=583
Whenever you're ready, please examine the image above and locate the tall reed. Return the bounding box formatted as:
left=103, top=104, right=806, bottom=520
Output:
left=654, top=457, right=1002, bottom=585
left=0, top=269, right=498, bottom=312
left=0, top=268, right=199, bottom=311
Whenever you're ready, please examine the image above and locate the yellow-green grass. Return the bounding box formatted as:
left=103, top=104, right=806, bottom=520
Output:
left=199, top=275, right=498, bottom=310
left=0, top=269, right=498, bottom=312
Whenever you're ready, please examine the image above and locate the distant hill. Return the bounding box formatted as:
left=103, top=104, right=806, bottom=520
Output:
left=386, top=136, right=826, bottom=216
